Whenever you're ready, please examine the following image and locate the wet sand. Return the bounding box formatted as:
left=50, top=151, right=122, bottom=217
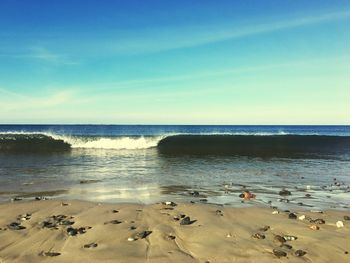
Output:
left=0, top=200, right=349, bottom=263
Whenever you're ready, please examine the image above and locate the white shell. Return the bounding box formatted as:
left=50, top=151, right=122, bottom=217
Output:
left=336, top=221, right=344, bottom=228
left=272, top=211, right=279, bottom=214
left=298, top=215, right=306, bottom=220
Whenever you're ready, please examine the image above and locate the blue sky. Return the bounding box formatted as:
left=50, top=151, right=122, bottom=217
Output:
left=0, top=0, right=349, bottom=124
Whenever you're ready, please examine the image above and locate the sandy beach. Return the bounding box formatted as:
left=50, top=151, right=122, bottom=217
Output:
left=0, top=200, right=349, bottom=263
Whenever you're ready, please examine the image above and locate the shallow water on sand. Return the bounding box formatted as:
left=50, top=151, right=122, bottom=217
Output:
left=1, top=147, right=349, bottom=210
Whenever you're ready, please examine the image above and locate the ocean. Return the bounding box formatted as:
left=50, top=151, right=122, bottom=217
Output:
left=0, top=125, right=350, bottom=210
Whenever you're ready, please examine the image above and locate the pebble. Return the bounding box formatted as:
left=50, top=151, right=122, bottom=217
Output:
left=295, top=250, right=307, bottom=257
left=279, top=189, right=291, bottom=196
left=40, top=251, right=61, bottom=257
left=190, top=191, right=200, bottom=196
left=180, top=216, right=195, bottom=225
left=252, top=233, right=265, bottom=239
left=288, top=213, right=297, bottom=219
left=343, top=216, right=350, bottom=221
left=135, top=230, right=152, bottom=239
left=259, top=225, right=270, bottom=232
left=310, top=218, right=325, bottom=224
left=274, top=235, right=286, bottom=244
left=336, top=221, right=344, bottom=228
left=216, top=210, right=224, bottom=216
left=11, top=197, right=22, bottom=202
left=112, top=210, right=119, bottom=213
left=104, top=220, right=122, bottom=225
left=309, top=225, right=320, bottom=230
left=298, top=215, right=306, bottom=220
left=7, top=222, right=26, bottom=230
left=61, top=202, right=69, bottom=206
left=272, top=211, right=279, bottom=215
left=163, top=201, right=177, bottom=207
left=305, top=194, right=311, bottom=198
left=273, top=249, right=287, bottom=258
left=129, top=226, right=137, bottom=230
left=128, top=237, right=136, bottom=241
left=283, top=235, right=297, bottom=241
left=84, top=243, right=98, bottom=248
left=166, top=234, right=176, bottom=240
left=18, top=213, right=31, bottom=221
left=281, top=244, right=293, bottom=249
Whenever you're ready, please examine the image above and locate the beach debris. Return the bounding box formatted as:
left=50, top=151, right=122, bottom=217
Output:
left=344, top=216, right=350, bottom=221
left=298, top=215, right=306, bottom=220
left=7, top=222, right=26, bottom=230
left=272, top=211, right=279, bottom=215
left=84, top=242, right=98, bottom=248
left=180, top=216, right=196, bottom=225
left=39, top=251, right=61, bottom=257
left=310, top=218, right=325, bottom=224
left=259, top=225, right=270, bottom=232
left=279, top=189, right=291, bottom=196
left=274, top=235, right=286, bottom=245
left=295, top=250, right=307, bottom=257
left=288, top=213, right=297, bottom=219
left=283, top=235, right=298, bottom=241
left=41, top=215, right=70, bottom=229
left=252, top=233, right=265, bottom=239
left=104, top=220, right=122, bottom=225
left=336, top=221, right=344, bottom=228
left=273, top=249, right=287, bottom=258
left=11, top=197, right=22, bottom=202
left=309, top=225, right=320, bottom=230
left=162, top=201, right=177, bottom=207
left=239, top=191, right=256, bottom=200
left=216, top=210, right=224, bottom=216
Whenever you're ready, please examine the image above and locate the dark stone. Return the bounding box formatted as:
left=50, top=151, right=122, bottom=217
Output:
left=344, top=216, right=350, bottom=221
left=136, top=230, right=152, bottom=239
left=295, top=250, right=307, bottom=257
left=259, top=226, right=270, bottom=232
left=7, top=222, right=25, bottom=230
left=274, top=235, right=286, bottom=244
left=59, top=220, right=74, bottom=226
left=252, top=233, right=265, bottom=239
left=129, top=226, right=137, bottom=230
left=281, top=244, right=292, bottom=249
left=279, top=189, right=291, bottom=196
left=310, top=218, right=325, bottom=224
left=84, top=243, right=98, bottom=248
left=288, top=213, right=297, bottom=219
left=112, top=210, right=119, bottom=213
left=273, top=249, right=287, bottom=258
left=305, top=194, right=311, bottom=198
left=40, top=251, right=61, bottom=257
left=180, top=216, right=196, bottom=225
left=216, top=210, right=223, bottom=216
left=190, top=191, right=199, bottom=196
left=67, top=227, right=78, bottom=236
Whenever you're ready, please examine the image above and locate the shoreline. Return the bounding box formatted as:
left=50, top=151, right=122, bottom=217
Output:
left=1, top=200, right=349, bottom=262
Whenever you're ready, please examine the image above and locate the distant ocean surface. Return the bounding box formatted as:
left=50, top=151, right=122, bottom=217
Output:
left=0, top=125, right=350, bottom=210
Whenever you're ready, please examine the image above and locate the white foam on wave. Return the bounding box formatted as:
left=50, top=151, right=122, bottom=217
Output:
left=57, top=136, right=164, bottom=150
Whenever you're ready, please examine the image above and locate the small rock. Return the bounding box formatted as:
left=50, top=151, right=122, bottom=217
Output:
left=272, top=211, right=279, bottom=215
left=84, top=243, right=98, bottom=248
left=310, top=218, right=325, bottom=224
left=252, top=233, right=265, bottom=239
left=190, top=191, right=199, bottom=196
left=104, top=220, right=122, bottom=225
left=274, top=235, right=286, bottom=244
left=309, top=225, right=320, bottom=230
left=305, top=194, right=311, bottom=198
left=298, top=215, right=306, bottom=220
left=283, top=235, right=297, bottom=241
left=216, top=210, right=224, bottom=216
left=180, top=216, right=196, bottom=225
left=259, top=226, right=270, bottom=232
left=273, top=249, right=287, bottom=258
left=112, top=210, right=119, bottom=213
left=336, top=221, right=344, bottom=228
left=288, top=213, right=297, bottom=219
left=343, top=216, right=350, bottom=221
left=127, top=237, right=135, bottom=241
left=7, top=222, right=25, bottom=230
left=295, top=250, right=307, bottom=257
left=166, top=234, right=176, bottom=240
left=40, top=251, right=61, bottom=257
left=162, top=201, right=177, bottom=207
left=129, top=226, right=137, bottom=230
left=61, top=202, right=69, bottom=206
left=136, top=230, right=152, bottom=239
left=11, top=197, right=22, bottom=202
left=279, top=189, right=291, bottom=196
left=67, top=227, right=78, bottom=236
left=281, top=244, right=293, bottom=249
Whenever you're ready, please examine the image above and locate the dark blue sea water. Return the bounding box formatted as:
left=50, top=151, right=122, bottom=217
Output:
left=0, top=125, right=349, bottom=210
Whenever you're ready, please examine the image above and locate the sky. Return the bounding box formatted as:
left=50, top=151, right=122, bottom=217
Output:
left=0, top=0, right=349, bottom=124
